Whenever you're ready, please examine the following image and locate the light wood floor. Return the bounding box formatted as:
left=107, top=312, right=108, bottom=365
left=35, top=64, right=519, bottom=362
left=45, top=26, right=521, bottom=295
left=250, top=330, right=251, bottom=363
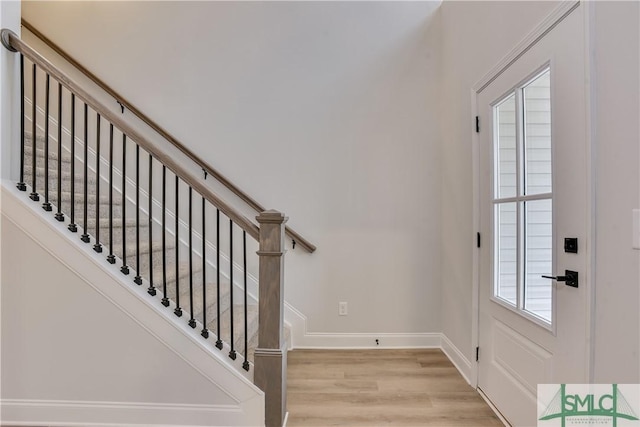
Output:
left=286, top=349, right=503, bottom=427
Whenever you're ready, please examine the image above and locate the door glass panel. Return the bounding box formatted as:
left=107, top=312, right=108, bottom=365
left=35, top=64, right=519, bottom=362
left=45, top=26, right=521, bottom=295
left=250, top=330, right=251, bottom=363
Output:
left=496, top=202, right=517, bottom=305
left=524, top=199, right=553, bottom=321
left=524, top=70, right=552, bottom=195
left=491, top=67, right=553, bottom=325
left=496, top=94, right=517, bottom=198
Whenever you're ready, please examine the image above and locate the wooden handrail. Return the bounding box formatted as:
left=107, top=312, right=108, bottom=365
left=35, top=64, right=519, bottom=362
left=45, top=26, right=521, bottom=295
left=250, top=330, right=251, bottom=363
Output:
left=2, top=28, right=261, bottom=242
left=20, top=20, right=316, bottom=253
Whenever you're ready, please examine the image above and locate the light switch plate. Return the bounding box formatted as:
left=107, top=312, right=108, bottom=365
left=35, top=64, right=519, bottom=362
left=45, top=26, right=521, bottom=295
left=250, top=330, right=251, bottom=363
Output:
left=633, top=209, right=640, bottom=250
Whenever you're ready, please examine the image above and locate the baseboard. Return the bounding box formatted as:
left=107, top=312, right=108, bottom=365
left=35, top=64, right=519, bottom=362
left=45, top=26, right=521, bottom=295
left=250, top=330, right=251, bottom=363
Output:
left=440, top=334, right=473, bottom=385
left=0, top=399, right=245, bottom=427
left=284, top=303, right=440, bottom=349
left=292, top=332, right=442, bottom=349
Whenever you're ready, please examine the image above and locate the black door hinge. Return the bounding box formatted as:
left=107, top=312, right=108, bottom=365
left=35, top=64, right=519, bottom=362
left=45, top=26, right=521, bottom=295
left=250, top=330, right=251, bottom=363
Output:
left=477, top=232, right=481, bottom=248
left=476, top=346, right=479, bottom=362
left=475, top=116, right=480, bottom=133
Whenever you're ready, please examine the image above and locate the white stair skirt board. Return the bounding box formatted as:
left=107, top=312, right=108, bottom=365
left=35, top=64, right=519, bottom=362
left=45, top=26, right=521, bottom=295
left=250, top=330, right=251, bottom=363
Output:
left=0, top=182, right=265, bottom=427
left=0, top=400, right=258, bottom=427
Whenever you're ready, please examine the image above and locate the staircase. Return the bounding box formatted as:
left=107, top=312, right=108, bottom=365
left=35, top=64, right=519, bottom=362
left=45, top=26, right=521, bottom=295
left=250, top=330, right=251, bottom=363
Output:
left=1, top=26, right=306, bottom=427
left=23, top=131, right=263, bottom=361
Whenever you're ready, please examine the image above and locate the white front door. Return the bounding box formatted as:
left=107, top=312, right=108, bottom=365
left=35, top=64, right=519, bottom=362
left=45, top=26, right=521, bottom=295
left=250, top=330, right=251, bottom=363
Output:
left=477, top=4, right=590, bottom=426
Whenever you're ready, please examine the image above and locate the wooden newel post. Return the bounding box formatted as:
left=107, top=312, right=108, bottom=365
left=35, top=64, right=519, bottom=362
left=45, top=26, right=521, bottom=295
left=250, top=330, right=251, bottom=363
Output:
left=255, top=210, right=288, bottom=427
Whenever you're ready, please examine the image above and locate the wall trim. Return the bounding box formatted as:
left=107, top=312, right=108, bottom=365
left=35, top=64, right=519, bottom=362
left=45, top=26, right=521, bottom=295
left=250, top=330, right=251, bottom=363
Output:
left=291, top=332, right=442, bottom=349
left=582, top=0, right=597, bottom=384
left=286, top=302, right=440, bottom=349
left=440, top=334, right=472, bottom=385
left=0, top=399, right=246, bottom=427
left=474, top=0, right=580, bottom=94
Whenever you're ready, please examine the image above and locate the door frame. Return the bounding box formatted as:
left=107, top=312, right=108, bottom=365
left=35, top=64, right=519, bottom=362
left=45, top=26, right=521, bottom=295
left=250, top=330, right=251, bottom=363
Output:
left=469, top=0, right=597, bottom=389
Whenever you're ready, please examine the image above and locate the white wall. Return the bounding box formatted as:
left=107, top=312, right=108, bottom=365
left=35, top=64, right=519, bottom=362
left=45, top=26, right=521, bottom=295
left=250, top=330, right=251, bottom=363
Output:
left=1, top=184, right=264, bottom=426
left=591, top=0, right=640, bottom=383
left=440, top=0, right=561, bottom=361
left=22, top=1, right=443, bottom=340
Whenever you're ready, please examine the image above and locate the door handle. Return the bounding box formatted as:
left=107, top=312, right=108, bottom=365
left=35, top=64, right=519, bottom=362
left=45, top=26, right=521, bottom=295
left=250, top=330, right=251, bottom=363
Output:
left=542, top=270, right=579, bottom=288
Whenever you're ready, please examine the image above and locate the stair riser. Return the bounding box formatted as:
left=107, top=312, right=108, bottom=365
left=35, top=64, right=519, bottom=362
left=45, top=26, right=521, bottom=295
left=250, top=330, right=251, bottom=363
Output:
left=186, top=282, right=233, bottom=326
left=153, top=270, right=204, bottom=303
left=77, top=224, right=151, bottom=251
left=22, top=147, right=72, bottom=167
left=115, top=246, right=176, bottom=278
left=26, top=182, right=102, bottom=200
left=213, top=306, right=259, bottom=358
left=47, top=191, right=122, bottom=207
left=40, top=199, right=124, bottom=219
left=25, top=167, right=99, bottom=187
left=24, top=192, right=125, bottom=220
left=22, top=156, right=73, bottom=173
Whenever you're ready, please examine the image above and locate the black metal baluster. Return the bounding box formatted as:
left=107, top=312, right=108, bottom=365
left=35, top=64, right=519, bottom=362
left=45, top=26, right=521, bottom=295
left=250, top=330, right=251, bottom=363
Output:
left=161, top=166, right=169, bottom=307
left=134, top=144, right=142, bottom=285
left=201, top=197, right=209, bottom=339
left=68, top=94, right=77, bottom=232
left=215, top=209, right=223, bottom=350
left=93, top=113, right=102, bottom=253
left=107, top=124, right=116, bottom=264
left=17, top=55, right=26, bottom=192
left=121, top=134, right=129, bottom=275
left=243, top=230, right=249, bottom=371
left=174, top=175, right=182, bottom=317
left=80, top=103, right=90, bottom=243
left=42, top=74, right=51, bottom=211
left=54, top=83, right=63, bottom=221
left=188, top=187, right=196, bottom=328
left=229, top=219, right=236, bottom=360
left=29, top=63, right=39, bottom=202
left=148, top=154, right=156, bottom=296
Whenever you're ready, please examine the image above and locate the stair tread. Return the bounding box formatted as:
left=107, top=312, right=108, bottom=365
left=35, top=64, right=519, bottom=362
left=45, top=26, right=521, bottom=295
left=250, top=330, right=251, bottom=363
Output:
left=86, top=217, right=147, bottom=227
